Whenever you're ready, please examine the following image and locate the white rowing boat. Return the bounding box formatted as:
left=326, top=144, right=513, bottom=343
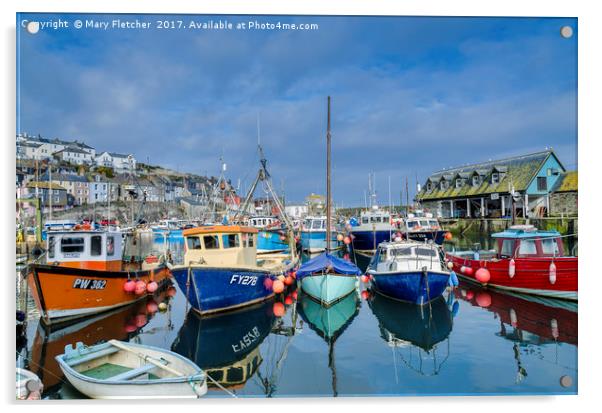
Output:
left=56, top=340, right=207, bottom=399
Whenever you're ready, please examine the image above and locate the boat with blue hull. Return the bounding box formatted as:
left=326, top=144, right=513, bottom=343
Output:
left=297, top=253, right=361, bottom=306
left=367, top=241, right=453, bottom=305
left=171, top=225, right=297, bottom=315
left=249, top=216, right=291, bottom=254
left=349, top=207, right=395, bottom=256
left=300, top=216, right=342, bottom=253
left=400, top=212, right=448, bottom=245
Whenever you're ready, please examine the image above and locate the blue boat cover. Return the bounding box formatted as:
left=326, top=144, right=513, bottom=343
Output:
left=296, top=253, right=362, bottom=279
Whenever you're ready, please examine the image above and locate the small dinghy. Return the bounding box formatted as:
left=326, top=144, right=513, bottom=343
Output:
left=56, top=340, right=207, bottom=399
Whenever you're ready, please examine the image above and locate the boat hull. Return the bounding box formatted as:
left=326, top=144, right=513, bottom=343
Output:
left=257, top=229, right=289, bottom=254
left=300, top=231, right=342, bottom=253
left=300, top=274, right=358, bottom=306
left=447, top=253, right=578, bottom=300
left=171, top=266, right=276, bottom=314
left=369, top=270, right=450, bottom=305
left=349, top=230, right=393, bottom=256
left=27, top=264, right=171, bottom=326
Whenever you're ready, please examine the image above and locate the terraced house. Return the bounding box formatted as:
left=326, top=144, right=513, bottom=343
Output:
left=416, top=150, right=575, bottom=219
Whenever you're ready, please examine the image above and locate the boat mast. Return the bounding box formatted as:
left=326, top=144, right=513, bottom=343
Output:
left=326, top=96, right=332, bottom=253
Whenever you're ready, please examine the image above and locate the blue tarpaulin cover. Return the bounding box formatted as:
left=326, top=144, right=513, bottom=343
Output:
left=296, top=253, right=362, bottom=279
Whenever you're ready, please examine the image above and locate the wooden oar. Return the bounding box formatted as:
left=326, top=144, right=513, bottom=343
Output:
left=108, top=340, right=184, bottom=377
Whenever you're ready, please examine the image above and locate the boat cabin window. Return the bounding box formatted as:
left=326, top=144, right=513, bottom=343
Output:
left=390, top=247, right=413, bottom=257
left=499, top=239, right=515, bottom=258
left=428, top=220, right=438, bottom=227
left=222, top=234, right=240, bottom=249
left=203, top=235, right=220, bottom=250
left=518, top=239, right=537, bottom=255
left=415, top=247, right=437, bottom=257
left=187, top=236, right=202, bottom=250
left=60, top=237, right=85, bottom=253
left=48, top=236, right=55, bottom=258
left=107, top=236, right=115, bottom=256
left=420, top=220, right=429, bottom=227
left=228, top=367, right=244, bottom=383
left=362, top=217, right=369, bottom=224
left=311, top=220, right=324, bottom=230
left=248, top=234, right=254, bottom=247
left=541, top=238, right=560, bottom=255
left=407, top=221, right=418, bottom=229
left=211, top=370, right=223, bottom=382
left=91, top=235, right=102, bottom=256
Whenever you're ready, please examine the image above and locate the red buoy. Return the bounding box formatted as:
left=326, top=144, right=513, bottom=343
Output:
left=167, top=286, right=177, bottom=297
left=464, top=266, right=474, bottom=276
left=134, top=280, right=147, bottom=295
left=273, top=280, right=285, bottom=294
left=360, top=274, right=370, bottom=283
left=344, top=236, right=351, bottom=245
left=273, top=302, right=285, bottom=317
left=444, top=232, right=453, bottom=241
left=361, top=290, right=371, bottom=300
left=123, top=280, right=136, bottom=293
left=285, top=296, right=293, bottom=305
left=146, top=300, right=159, bottom=313
left=124, top=322, right=137, bottom=333
left=284, top=276, right=293, bottom=286
left=475, top=268, right=491, bottom=284
left=291, top=291, right=298, bottom=300
left=147, top=281, right=158, bottom=293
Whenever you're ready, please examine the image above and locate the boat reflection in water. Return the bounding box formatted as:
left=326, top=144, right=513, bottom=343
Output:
left=171, top=299, right=276, bottom=393
left=26, top=288, right=173, bottom=396
left=368, top=292, right=454, bottom=376
left=296, top=291, right=360, bottom=396
left=454, top=284, right=577, bottom=384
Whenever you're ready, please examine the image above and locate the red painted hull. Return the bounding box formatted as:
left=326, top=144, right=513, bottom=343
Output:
left=446, top=253, right=577, bottom=300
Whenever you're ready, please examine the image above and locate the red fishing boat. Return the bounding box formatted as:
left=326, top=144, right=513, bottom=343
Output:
left=446, top=225, right=577, bottom=300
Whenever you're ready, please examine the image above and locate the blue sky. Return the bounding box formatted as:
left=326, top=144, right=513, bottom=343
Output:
left=17, top=14, right=577, bottom=205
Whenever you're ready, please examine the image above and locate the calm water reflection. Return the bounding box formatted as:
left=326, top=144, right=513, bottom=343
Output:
left=19, top=237, right=577, bottom=398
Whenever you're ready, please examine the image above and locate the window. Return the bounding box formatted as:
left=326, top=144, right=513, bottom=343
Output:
left=518, top=239, right=537, bottom=255
left=407, top=221, right=418, bottom=229
left=416, top=247, right=437, bottom=257
left=204, top=235, right=220, bottom=249
left=455, top=179, right=464, bottom=188
left=390, top=247, right=413, bottom=257
left=427, top=183, right=433, bottom=191
left=362, top=217, right=369, bottom=224
left=91, top=235, right=102, bottom=256
left=48, top=236, right=55, bottom=258
left=537, top=176, right=547, bottom=191
left=440, top=181, right=448, bottom=190
left=491, top=173, right=500, bottom=184
left=60, top=237, right=85, bottom=253
left=107, top=236, right=115, bottom=256
left=541, top=238, right=560, bottom=255
left=311, top=220, right=322, bottom=230
left=187, top=236, right=202, bottom=250
left=248, top=235, right=254, bottom=247
left=222, top=234, right=240, bottom=248
left=472, top=176, right=480, bottom=186
left=499, top=239, right=515, bottom=257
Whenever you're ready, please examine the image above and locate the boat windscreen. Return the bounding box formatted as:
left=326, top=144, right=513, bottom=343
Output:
left=390, top=248, right=413, bottom=257
left=415, top=247, right=437, bottom=257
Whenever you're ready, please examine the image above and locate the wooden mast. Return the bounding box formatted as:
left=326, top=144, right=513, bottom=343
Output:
left=326, top=96, right=332, bottom=253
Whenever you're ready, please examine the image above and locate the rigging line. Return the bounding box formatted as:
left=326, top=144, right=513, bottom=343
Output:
left=204, top=372, right=238, bottom=398
left=16, top=351, right=69, bottom=386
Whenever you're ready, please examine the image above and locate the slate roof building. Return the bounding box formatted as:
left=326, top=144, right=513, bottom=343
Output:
left=550, top=170, right=578, bottom=217
left=416, top=150, right=568, bottom=219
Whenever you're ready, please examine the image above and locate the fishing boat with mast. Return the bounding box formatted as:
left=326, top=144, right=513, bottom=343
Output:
left=170, top=145, right=299, bottom=315
left=297, top=97, right=362, bottom=306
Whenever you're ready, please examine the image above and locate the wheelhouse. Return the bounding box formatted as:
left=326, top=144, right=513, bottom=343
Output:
left=359, top=210, right=391, bottom=225
left=370, top=242, right=442, bottom=272
left=405, top=212, right=440, bottom=231
left=46, top=230, right=124, bottom=271
left=249, top=216, right=279, bottom=229
left=183, top=225, right=258, bottom=267
left=492, top=225, right=565, bottom=259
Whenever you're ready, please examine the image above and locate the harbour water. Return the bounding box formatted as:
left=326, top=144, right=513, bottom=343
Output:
left=17, top=235, right=577, bottom=398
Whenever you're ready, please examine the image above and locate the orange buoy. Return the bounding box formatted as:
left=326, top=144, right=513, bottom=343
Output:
left=134, top=280, right=147, bottom=295
left=285, top=296, right=293, bottom=305
left=337, top=233, right=344, bottom=242
left=475, top=268, right=491, bottom=284
left=444, top=232, right=453, bottom=241
left=147, top=281, right=158, bottom=293
left=167, top=286, right=177, bottom=297
left=284, top=276, right=293, bottom=286
left=360, top=274, right=370, bottom=283
left=123, top=280, right=136, bottom=293
left=361, top=290, right=371, bottom=300
left=343, top=236, right=351, bottom=245
left=273, top=302, right=285, bottom=317
left=475, top=292, right=492, bottom=308
left=263, top=278, right=274, bottom=290
left=273, top=280, right=285, bottom=294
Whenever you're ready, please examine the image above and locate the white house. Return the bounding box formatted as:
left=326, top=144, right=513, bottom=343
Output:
left=16, top=134, right=97, bottom=161
left=285, top=204, right=308, bottom=219
left=53, top=146, right=95, bottom=165
left=96, top=152, right=136, bottom=172
left=89, top=175, right=110, bottom=204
